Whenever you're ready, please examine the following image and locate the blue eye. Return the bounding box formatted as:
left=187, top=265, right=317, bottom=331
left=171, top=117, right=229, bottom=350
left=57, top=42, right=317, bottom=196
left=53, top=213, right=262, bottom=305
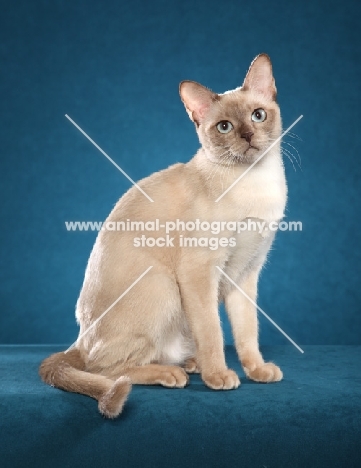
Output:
left=216, top=121, right=233, bottom=134
left=251, top=108, right=267, bottom=122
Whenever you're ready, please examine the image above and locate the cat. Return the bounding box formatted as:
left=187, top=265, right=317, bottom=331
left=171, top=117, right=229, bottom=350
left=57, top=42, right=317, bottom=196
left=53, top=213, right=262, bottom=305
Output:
left=40, top=54, right=287, bottom=418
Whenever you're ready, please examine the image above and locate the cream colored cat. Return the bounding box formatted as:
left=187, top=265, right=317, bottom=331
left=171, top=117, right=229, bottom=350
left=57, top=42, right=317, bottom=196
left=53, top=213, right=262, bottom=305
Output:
left=40, top=54, right=287, bottom=418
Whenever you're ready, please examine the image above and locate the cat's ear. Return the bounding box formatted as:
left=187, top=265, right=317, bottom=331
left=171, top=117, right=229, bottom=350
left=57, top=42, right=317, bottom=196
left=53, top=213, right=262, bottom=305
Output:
left=179, top=81, right=217, bottom=125
left=242, top=54, right=276, bottom=101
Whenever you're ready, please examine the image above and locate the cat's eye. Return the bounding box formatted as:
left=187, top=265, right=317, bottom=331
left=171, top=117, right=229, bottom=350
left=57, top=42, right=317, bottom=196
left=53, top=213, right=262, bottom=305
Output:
left=251, top=108, right=267, bottom=123
left=216, top=121, right=233, bottom=134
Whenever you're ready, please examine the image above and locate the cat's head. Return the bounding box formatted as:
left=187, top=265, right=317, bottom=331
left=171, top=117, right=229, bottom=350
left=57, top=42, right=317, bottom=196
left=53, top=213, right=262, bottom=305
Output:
left=179, top=54, right=281, bottom=164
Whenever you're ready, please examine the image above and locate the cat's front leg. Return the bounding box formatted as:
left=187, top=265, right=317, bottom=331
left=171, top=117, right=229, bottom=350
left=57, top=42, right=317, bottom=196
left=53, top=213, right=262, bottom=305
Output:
left=225, top=269, right=283, bottom=383
left=179, top=265, right=240, bottom=390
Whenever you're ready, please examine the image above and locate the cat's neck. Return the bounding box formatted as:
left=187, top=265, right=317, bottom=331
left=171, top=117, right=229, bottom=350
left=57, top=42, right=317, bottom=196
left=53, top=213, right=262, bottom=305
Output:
left=187, top=147, right=287, bottom=221
left=190, top=146, right=284, bottom=186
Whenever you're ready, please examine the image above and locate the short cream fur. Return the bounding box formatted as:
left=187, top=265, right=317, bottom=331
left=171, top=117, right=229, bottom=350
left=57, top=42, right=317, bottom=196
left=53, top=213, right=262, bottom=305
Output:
left=40, top=54, right=287, bottom=418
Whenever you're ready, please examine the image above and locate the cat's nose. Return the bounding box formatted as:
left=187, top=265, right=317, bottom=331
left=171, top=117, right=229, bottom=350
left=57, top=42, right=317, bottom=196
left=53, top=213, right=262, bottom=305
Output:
left=241, top=131, right=254, bottom=143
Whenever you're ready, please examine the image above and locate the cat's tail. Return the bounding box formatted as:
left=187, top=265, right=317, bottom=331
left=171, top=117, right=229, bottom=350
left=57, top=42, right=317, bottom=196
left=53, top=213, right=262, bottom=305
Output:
left=39, top=349, right=132, bottom=419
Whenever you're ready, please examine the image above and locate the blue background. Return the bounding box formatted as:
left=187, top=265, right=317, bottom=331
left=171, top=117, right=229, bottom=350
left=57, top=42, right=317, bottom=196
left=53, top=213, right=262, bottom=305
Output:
left=1, top=0, right=360, bottom=346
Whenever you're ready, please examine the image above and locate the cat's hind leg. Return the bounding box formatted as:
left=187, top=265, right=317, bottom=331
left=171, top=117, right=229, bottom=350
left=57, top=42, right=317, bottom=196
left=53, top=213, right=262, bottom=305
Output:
left=123, top=364, right=189, bottom=388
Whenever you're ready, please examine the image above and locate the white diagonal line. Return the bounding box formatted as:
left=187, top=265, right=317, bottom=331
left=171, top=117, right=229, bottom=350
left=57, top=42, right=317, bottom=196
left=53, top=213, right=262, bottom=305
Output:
left=216, top=266, right=304, bottom=353
left=65, top=114, right=154, bottom=203
left=215, top=115, right=303, bottom=202
left=65, top=266, right=153, bottom=353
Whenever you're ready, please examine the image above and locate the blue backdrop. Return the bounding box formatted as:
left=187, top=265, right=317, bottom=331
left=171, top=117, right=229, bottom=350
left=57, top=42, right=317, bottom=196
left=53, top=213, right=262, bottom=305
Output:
left=1, top=0, right=360, bottom=346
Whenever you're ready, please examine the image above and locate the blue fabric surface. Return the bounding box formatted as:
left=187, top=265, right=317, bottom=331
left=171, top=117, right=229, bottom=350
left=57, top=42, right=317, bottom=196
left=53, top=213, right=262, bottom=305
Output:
left=1, top=345, right=360, bottom=467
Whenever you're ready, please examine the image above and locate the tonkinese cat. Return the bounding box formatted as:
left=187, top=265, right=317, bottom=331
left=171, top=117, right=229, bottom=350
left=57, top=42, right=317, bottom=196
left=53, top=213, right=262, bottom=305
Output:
left=40, top=54, right=287, bottom=418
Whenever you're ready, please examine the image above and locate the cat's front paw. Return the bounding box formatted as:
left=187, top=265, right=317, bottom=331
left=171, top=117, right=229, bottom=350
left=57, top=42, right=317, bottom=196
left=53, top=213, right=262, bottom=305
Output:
left=202, top=369, right=240, bottom=390
left=245, top=362, right=283, bottom=383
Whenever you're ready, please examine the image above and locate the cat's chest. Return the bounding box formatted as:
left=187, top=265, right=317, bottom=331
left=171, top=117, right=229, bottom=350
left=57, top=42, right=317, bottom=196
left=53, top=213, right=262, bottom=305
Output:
left=213, top=166, right=286, bottom=282
left=210, top=158, right=287, bottom=224
left=219, top=180, right=287, bottom=224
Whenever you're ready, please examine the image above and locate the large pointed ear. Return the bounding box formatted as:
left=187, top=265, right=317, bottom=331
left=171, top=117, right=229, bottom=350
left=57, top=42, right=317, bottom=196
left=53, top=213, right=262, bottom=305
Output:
left=242, top=54, right=276, bottom=101
left=179, top=81, right=218, bottom=125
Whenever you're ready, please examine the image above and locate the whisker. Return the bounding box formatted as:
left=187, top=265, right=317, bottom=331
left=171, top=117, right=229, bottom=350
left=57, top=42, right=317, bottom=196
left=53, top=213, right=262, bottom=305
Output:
left=287, top=131, right=302, bottom=141
left=282, top=141, right=302, bottom=168
left=281, top=148, right=297, bottom=172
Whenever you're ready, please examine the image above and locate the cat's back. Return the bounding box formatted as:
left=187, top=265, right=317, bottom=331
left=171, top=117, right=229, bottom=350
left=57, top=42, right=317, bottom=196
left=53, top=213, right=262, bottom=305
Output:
left=110, top=161, right=205, bottom=220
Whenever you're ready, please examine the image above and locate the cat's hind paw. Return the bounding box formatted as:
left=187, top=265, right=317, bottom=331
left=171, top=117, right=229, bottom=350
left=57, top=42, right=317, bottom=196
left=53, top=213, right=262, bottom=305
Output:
left=202, top=369, right=240, bottom=390
left=158, top=366, right=190, bottom=388
left=245, top=362, right=283, bottom=383
left=184, top=357, right=200, bottom=374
